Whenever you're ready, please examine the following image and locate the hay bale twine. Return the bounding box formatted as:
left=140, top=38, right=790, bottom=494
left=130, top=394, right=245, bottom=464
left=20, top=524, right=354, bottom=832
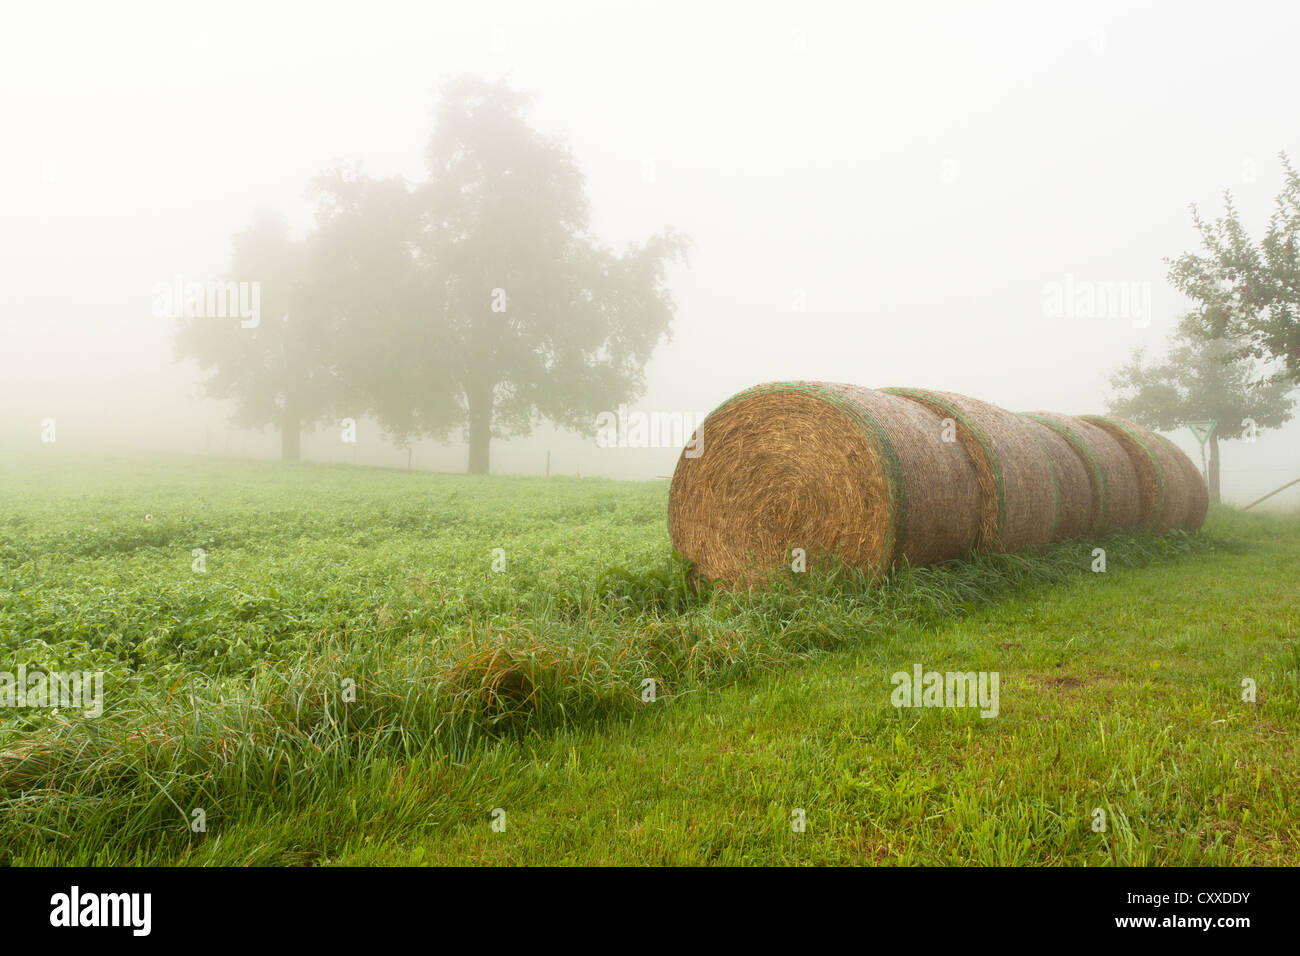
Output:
left=1019, top=415, right=1094, bottom=541
left=667, top=382, right=983, bottom=586
left=1020, top=412, right=1141, bottom=534
left=882, top=389, right=1056, bottom=553
left=1080, top=416, right=1189, bottom=532
left=1154, top=435, right=1209, bottom=530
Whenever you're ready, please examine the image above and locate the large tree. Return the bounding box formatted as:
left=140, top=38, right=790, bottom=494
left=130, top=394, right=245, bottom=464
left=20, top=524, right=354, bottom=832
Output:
left=308, top=166, right=452, bottom=443
left=179, top=78, right=687, bottom=472
left=406, top=76, right=689, bottom=474
left=1167, top=153, right=1300, bottom=380
left=174, top=214, right=341, bottom=461
left=1108, top=314, right=1294, bottom=502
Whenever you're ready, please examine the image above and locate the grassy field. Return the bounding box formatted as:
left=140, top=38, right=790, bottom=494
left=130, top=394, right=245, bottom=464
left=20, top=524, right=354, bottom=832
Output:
left=1, top=451, right=1297, bottom=865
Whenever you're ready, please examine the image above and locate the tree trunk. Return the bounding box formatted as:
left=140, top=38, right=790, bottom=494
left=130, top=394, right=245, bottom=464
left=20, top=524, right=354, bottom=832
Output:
left=1208, top=432, right=1221, bottom=504
left=281, top=413, right=301, bottom=462
left=466, top=382, right=492, bottom=475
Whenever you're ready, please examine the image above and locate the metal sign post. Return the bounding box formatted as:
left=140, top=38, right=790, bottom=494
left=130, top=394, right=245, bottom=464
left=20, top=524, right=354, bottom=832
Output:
left=1186, top=420, right=1217, bottom=482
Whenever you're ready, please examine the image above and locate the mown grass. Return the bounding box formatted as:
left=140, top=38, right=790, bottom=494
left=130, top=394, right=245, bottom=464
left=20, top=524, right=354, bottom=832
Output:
left=1, top=451, right=1296, bottom=865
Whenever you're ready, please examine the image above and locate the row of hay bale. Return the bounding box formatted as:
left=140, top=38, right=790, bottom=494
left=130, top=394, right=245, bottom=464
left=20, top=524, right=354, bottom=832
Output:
left=667, top=382, right=1208, bottom=586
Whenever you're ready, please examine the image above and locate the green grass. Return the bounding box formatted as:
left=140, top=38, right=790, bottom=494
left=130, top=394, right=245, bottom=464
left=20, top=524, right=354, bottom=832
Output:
left=1, top=450, right=1296, bottom=865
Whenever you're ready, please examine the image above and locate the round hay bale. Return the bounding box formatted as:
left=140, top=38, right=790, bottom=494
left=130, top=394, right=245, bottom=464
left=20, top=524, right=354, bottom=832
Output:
left=1020, top=412, right=1142, bottom=534
left=667, top=382, right=982, bottom=586
left=1079, top=416, right=1189, bottom=532
left=882, top=388, right=1056, bottom=553
left=1019, top=415, right=1094, bottom=541
left=1021, top=412, right=1106, bottom=535
left=1154, top=435, right=1209, bottom=530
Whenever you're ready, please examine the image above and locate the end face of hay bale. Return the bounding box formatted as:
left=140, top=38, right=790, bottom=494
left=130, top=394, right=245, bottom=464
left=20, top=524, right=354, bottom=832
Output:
left=667, top=382, right=981, bottom=586
left=883, top=388, right=1056, bottom=553
left=1019, top=415, right=1095, bottom=541
left=1081, top=416, right=1187, bottom=532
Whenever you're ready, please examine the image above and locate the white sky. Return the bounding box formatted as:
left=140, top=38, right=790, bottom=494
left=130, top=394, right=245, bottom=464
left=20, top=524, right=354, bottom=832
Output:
left=2, top=0, right=1298, bottom=504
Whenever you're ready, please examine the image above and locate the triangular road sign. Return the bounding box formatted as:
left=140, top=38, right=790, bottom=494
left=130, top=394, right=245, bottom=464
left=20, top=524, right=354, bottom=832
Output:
left=1187, top=420, right=1217, bottom=446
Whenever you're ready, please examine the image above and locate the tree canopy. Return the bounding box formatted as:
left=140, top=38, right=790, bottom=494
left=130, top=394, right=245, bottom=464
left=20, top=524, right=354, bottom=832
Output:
left=1109, top=315, right=1295, bottom=502
left=177, top=77, right=688, bottom=470
left=174, top=213, right=342, bottom=461
left=1166, top=153, right=1300, bottom=381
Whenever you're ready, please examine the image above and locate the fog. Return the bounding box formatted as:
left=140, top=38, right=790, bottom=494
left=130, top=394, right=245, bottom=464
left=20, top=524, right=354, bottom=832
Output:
left=3, top=0, right=1298, bottom=506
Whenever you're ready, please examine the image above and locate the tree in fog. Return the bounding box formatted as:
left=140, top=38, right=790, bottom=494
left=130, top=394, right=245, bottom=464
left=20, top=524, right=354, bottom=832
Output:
left=406, top=76, right=689, bottom=474
left=181, top=77, right=686, bottom=472
left=1119, top=155, right=1300, bottom=501
left=174, top=214, right=340, bottom=461
left=1167, top=153, right=1300, bottom=381
left=1108, top=313, right=1294, bottom=502
left=309, top=166, right=454, bottom=447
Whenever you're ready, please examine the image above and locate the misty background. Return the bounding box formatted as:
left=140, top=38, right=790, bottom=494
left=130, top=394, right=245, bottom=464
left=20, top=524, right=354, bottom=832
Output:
left=3, top=0, right=1297, bottom=506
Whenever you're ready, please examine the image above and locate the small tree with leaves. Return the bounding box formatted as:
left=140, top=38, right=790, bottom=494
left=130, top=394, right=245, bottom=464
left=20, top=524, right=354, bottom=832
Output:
left=1166, top=152, right=1300, bottom=380
left=1108, top=314, right=1294, bottom=502
left=413, top=76, right=689, bottom=474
